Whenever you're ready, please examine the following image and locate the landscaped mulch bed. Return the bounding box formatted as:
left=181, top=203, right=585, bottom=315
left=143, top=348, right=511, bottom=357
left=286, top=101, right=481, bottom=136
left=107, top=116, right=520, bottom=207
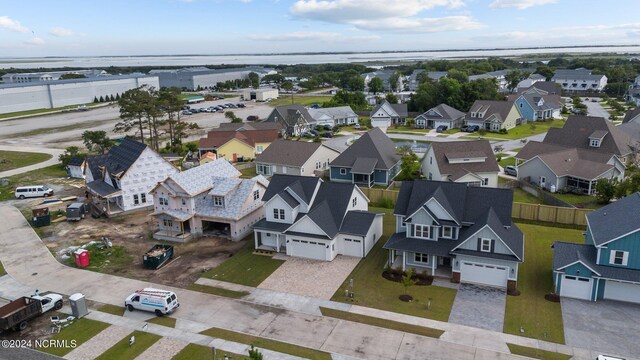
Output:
left=382, top=270, right=433, bottom=286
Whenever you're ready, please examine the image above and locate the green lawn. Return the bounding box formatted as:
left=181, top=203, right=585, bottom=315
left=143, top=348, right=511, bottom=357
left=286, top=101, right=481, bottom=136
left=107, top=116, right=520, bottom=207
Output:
left=331, top=208, right=457, bottom=322
left=146, top=316, right=177, bottom=328
left=388, top=126, right=430, bottom=133
left=466, top=120, right=565, bottom=140
left=513, top=188, right=543, bottom=204
left=37, top=319, right=110, bottom=357
left=0, top=103, right=102, bottom=120
left=201, top=240, right=284, bottom=287
left=189, top=284, right=250, bottom=299
left=269, top=95, right=333, bottom=107
left=320, top=307, right=443, bottom=338
left=201, top=327, right=331, bottom=360
left=507, top=343, right=572, bottom=360
left=551, top=192, right=601, bottom=209
left=503, top=223, right=584, bottom=344
left=0, top=151, right=52, bottom=172
left=96, top=330, right=161, bottom=360
left=172, top=344, right=247, bottom=360
left=498, top=156, right=516, bottom=168
left=98, top=304, right=126, bottom=316
left=443, top=128, right=461, bottom=134
left=0, top=164, right=68, bottom=201
left=65, top=243, right=133, bottom=273
left=239, top=165, right=257, bottom=179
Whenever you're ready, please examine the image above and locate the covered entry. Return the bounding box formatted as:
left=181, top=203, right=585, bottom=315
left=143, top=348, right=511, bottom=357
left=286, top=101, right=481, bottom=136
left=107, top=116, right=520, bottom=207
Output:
left=460, top=261, right=508, bottom=288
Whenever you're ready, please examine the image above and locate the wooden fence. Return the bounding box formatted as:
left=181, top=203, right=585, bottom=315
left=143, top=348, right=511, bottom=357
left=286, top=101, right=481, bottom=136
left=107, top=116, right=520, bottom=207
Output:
left=512, top=202, right=591, bottom=226
left=360, top=187, right=592, bottom=226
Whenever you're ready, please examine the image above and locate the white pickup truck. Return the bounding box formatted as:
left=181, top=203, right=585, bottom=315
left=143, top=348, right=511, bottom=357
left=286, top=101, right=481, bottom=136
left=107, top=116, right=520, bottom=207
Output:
left=0, top=293, right=63, bottom=332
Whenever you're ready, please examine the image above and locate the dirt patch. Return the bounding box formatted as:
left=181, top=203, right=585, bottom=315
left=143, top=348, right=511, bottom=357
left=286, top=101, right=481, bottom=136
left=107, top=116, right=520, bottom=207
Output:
left=399, top=294, right=413, bottom=302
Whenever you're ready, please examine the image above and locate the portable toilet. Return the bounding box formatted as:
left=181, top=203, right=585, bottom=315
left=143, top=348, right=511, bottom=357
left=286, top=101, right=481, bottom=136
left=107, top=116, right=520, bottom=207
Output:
left=74, top=249, right=90, bottom=268
left=69, top=293, right=89, bottom=318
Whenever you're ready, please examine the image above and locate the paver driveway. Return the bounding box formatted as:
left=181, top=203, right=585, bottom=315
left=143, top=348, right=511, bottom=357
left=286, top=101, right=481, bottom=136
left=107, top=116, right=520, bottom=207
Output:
left=258, top=255, right=360, bottom=299
left=562, top=298, right=640, bottom=358
left=448, top=284, right=506, bottom=332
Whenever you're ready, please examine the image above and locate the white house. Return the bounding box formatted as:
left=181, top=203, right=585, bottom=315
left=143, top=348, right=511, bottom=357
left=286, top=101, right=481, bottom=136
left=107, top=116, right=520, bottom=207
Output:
left=552, top=68, right=607, bottom=92
left=85, top=139, right=178, bottom=216
left=308, top=106, right=358, bottom=126
left=422, top=140, right=500, bottom=188
left=252, top=175, right=384, bottom=261
left=66, top=157, right=86, bottom=179
left=255, top=140, right=341, bottom=177
left=369, top=100, right=408, bottom=128
left=150, top=159, right=269, bottom=242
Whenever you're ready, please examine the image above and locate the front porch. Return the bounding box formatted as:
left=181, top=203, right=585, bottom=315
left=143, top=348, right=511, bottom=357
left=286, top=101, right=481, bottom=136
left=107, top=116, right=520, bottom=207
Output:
left=388, top=250, right=453, bottom=279
left=151, top=212, right=194, bottom=242
left=254, top=230, right=286, bottom=253
left=153, top=229, right=193, bottom=242
left=352, top=173, right=374, bottom=188
left=86, top=180, right=124, bottom=217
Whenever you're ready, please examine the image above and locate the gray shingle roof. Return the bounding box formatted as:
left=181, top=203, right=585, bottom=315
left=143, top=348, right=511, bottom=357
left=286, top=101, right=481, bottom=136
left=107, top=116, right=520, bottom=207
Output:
left=430, top=140, right=499, bottom=181
left=256, top=140, right=323, bottom=167
left=267, top=105, right=314, bottom=127
left=86, top=180, right=120, bottom=197
left=330, top=128, right=401, bottom=171
left=261, top=174, right=320, bottom=204
left=86, top=138, right=147, bottom=178
left=340, top=211, right=380, bottom=236
left=417, top=103, right=465, bottom=121
left=371, top=100, right=408, bottom=118
left=543, top=116, right=633, bottom=156
left=467, top=100, right=516, bottom=124
left=587, top=193, right=640, bottom=246
left=553, top=241, right=640, bottom=283
left=623, top=108, right=640, bottom=124
left=351, top=157, right=378, bottom=174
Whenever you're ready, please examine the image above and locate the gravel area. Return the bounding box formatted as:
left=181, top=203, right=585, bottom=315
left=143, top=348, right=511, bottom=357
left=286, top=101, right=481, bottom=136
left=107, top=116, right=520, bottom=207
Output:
left=65, top=325, right=131, bottom=360
left=134, top=337, right=189, bottom=360
left=258, top=255, right=360, bottom=299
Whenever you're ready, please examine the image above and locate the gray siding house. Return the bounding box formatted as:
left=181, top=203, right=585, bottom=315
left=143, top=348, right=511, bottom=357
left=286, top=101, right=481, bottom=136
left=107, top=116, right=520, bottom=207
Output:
left=414, top=103, right=465, bottom=129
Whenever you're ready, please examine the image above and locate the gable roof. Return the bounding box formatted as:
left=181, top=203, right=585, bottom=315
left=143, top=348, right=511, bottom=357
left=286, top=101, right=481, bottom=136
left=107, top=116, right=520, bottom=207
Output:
left=543, top=116, right=633, bottom=156
left=256, top=139, right=331, bottom=167
left=516, top=81, right=561, bottom=95
left=623, top=107, right=640, bottom=124
left=267, top=105, right=314, bottom=127
left=308, top=106, right=357, bottom=122
left=553, top=241, right=640, bottom=283
left=587, top=193, right=640, bottom=246
left=370, top=100, right=408, bottom=118
left=199, top=128, right=279, bottom=149
left=195, top=175, right=269, bottom=221
left=217, top=122, right=280, bottom=131
left=68, top=156, right=85, bottom=167
left=467, top=100, right=516, bottom=123
left=429, top=140, right=499, bottom=181
left=417, top=103, right=465, bottom=121
left=299, top=181, right=360, bottom=238
left=159, top=158, right=240, bottom=196
left=85, top=138, right=147, bottom=179
left=330, top=128, right=401, bottom=171
left=261, top=174, right=321, bottom=204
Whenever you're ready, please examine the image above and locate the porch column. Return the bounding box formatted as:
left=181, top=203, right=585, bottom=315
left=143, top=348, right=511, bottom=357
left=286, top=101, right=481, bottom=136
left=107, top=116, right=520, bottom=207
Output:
left=106, top=198, right=110, bottom=214
left=588, top=180, right=593, bottom=195
left=388, top=250, right=392, bottom=267
left=432, top=255, right=436, bottom=276
left=276, top=235, right=279, bottom=252
left=180, top=221, right=184, bottom=238
left=254, top=230, right=259, bottom=249
left=402, top=251, right=406, bottom=271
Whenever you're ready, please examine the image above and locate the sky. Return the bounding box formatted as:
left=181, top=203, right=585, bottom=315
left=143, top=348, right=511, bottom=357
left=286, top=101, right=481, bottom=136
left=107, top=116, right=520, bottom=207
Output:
left=1, top=0, right=639, bottom=57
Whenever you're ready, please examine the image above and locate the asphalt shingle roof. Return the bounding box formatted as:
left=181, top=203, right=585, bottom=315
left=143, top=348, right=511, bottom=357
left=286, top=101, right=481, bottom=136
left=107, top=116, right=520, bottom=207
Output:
left=544, top=116, right=632, bottom=156
left=430, top=140, right=499, bottom=181
left=587, top=193, right=640, bottom=246
left=417, top=103, right=465, bottom=121
left=261, top=174, right=320, bottom=204
left=340, top=211, right=380, bottom=236
left=330, top=128, right=400, bottom=171
left=553, top=241, right=640, bottom=283
left=256, top=139, right=323, bottom=167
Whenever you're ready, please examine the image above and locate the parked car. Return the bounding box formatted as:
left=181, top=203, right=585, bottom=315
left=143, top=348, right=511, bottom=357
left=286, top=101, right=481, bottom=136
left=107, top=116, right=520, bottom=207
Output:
left=246, top=115, right=259, bottom=121
left=182, top=110, right=192, bottom=115
left=218, top=96, right=225, bottom=99
left=591, top=98, right=598, bottom=102
left=181, top=105, right=190, bottom=111
left=321, top=132, right=333, bottom=138
left=354, top=123, right=361, bottom=129
left=310, top=130, right=319, bottom=136
left=236, top=103, right=246, bottom=108
left=461, top=125, right=470, bottom=132
left=323, top=124, right=333, bottom=131
left=464, top=125, right=479, bottom=132
left=436, top=125, right=448, bottom=133
left=301, top=132, right=313, bottom=138
left=124, top=288, right=179, bottom=316
left=15, top=185, right=53, bottom=199
left=504, top=165, right=518, bottom=177
left=309, top=104, right=321, bottom=109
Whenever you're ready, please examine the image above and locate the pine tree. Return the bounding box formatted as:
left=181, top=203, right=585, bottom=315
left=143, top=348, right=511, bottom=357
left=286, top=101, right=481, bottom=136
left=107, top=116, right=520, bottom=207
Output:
left=99, top=96, right=105, bottom=102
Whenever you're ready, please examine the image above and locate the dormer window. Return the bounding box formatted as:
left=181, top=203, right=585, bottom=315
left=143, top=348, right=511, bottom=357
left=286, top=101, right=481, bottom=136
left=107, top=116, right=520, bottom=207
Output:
left=352, top=197, right=357, bottom=207
left=213, top=196, right=224, bottom=207
left=590, top=139, right=600, bottom=148
left=471, top=112, right=476, bottom=118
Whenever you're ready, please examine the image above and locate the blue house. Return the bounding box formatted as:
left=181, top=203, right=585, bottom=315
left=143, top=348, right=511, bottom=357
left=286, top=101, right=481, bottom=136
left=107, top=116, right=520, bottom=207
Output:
left=329, top=128, right=401, bottom=187
left=510, top=87, right=563, bottom=122
left=553, top=193, right=640, bottom=303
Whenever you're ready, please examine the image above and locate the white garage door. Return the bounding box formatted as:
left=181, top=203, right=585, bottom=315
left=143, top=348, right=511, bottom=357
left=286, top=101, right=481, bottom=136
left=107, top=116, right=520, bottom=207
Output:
left=460, top=262, right=508, bottom=288
left=342, top=238, right=363, bottom=258
left=604, top=280, right=640, bottom=303
left=560, top=275, right=592, bottom=300
left=289, top=239, right=327, bottom=261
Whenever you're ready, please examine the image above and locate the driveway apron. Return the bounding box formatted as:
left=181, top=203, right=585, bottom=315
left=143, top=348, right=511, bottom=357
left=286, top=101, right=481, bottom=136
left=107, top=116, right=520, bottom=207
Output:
left=448, top=284, right=506, bottom=332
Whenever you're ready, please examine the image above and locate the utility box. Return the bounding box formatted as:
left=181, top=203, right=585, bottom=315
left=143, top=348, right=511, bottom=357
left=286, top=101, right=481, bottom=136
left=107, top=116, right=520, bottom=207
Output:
left=69, top=293, right=88, bottom=318
left=74, top=249, right=90, bottom=268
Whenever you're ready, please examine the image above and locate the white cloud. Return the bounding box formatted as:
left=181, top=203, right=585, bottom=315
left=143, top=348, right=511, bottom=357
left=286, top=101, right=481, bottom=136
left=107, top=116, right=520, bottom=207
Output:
left=23, top=37, right=45, bottom=46
left=352, top=16, right=484, bottom=33
left=249, top=31, right=380, bottom=42
left=0, top=16, right=29, bottom=33
left=48, top=27, right=74, bottom=37
left=489, top=0, right=557, bottom=10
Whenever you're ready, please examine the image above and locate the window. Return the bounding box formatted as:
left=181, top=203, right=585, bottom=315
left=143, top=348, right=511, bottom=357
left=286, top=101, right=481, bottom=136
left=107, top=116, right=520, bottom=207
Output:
left=401, top=216, right=407, bottom=228
left=611, top=250, right=628, bottom=266
left=273, top=209, right=279, bottom=219
left=482, top=178, right=489, bottom=186
left=256, top=145, right=264, bottom=153
left=414, top=253, right=429, bottom=263
left=590, top=139, right=600, bottom=147
left=340, top=168, right=347, bottom=175
left=140, top=193, right=146, bottom=203
left=481, top=238, right=492, bottom=252
left=213, top=196, right=224, bottom=207
left=279, top=209, right=285, bottom=219
left=442, top=226, right=453, bottom=239
left=163, top=219, right=173, bottom=227
left=519, top=103, right=523, bottom=108
left=414, top=225, right=430, bottom=239
left=429, top=157, right=432, bottom=165
left=133, top=194, right=139, bottom=205
left=181, top=198, right=186, bottom=205
left=159, top=197, right=168, bottom=206
left=352, top=197, right=357, bottom=207
left=316, top=161, right=321, bottom=169
left=253, top=190, right=260, bottom=200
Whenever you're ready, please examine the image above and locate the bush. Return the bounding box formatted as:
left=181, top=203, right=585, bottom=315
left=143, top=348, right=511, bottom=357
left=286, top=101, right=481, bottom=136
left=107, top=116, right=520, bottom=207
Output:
left=478, top=128, right=487, bottom=136
left=499, top=128, right=508, bottom=134
left=373, top=197, right=395, bottom=209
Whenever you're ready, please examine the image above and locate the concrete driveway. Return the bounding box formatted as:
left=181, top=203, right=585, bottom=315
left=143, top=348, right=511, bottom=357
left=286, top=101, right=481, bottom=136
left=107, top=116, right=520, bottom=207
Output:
left=448, top=284, right=506, bottom=332
left=583, top=97, right=610, bottom=118
left=562, top=298, right=640, bottom=358
left=258, top=255, right=360, bottom=299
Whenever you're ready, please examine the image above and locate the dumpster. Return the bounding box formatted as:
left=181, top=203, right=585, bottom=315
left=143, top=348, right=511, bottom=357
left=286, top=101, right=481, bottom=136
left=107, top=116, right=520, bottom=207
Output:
left=69, top=293, right=88, bottom=318
left=143, top=244, right=174, bottom=269
left=31, top=207, right=51, bottom=227
left=73, top=249, right=90, bottom=268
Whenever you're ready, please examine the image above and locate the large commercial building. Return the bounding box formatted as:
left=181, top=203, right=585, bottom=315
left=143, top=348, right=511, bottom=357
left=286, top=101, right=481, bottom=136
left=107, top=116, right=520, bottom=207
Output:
left=1, top=69, right=108, bottom=84
left=241, top=88, right=279, bottom=101
left=0, top=74, right=159, bottom=114
left=150, top=67, right=277, bottom=90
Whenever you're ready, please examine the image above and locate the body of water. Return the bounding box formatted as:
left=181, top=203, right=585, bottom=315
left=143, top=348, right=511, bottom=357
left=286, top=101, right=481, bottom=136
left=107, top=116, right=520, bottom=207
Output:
left=1, top=45, right=640, bottom=69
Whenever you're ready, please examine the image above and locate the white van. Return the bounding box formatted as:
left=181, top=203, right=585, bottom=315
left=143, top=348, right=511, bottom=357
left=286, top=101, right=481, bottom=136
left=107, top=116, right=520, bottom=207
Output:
left=124, top=288, right=179, bottom=316
left=15, top=185, right=54, bottom=199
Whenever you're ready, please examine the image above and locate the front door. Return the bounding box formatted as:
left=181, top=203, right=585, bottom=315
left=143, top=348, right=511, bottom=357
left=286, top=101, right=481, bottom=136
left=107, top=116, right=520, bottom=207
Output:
left=442, top=257, right=451, bottom=267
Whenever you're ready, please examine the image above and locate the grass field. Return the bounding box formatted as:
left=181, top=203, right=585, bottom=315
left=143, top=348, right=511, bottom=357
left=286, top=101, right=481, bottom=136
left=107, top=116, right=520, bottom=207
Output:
left=0, top=151, right=52, bottom=172
left=0, top=103, right=103, bottom=120
left=38, top=319, right=110, bottom=357
left=98, top=304, right=126, bottom=316
left=551, top=192, right=601, bottom=209
left=172, top=344, right=247, bottom=360
left=320, top=307, right=443, bottom=338
left=498, top=156, right=516, bottom=168
left=0, top=164, right=68, bottom=201
left=268, top=95, right=333, bottom=107
left=464, top=120, right=565, bottom=140
left=503, top=223, right=584, bottom=344
left=200, top=327, right=332, bottom=360
left=507, top=343, right=572, bottom=360
left=201, top=240, right=284, bottom=287
left=146, top=316, right=177, bottom=328
left=189, top=284, right=250, bottom=299
left=331, top=208, right=457, bottom=322
left=239, top=166, right=257, bottom=179
left=96, top=330, right=161, bottom=360
left=513, top=188, right=543, bottom=204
